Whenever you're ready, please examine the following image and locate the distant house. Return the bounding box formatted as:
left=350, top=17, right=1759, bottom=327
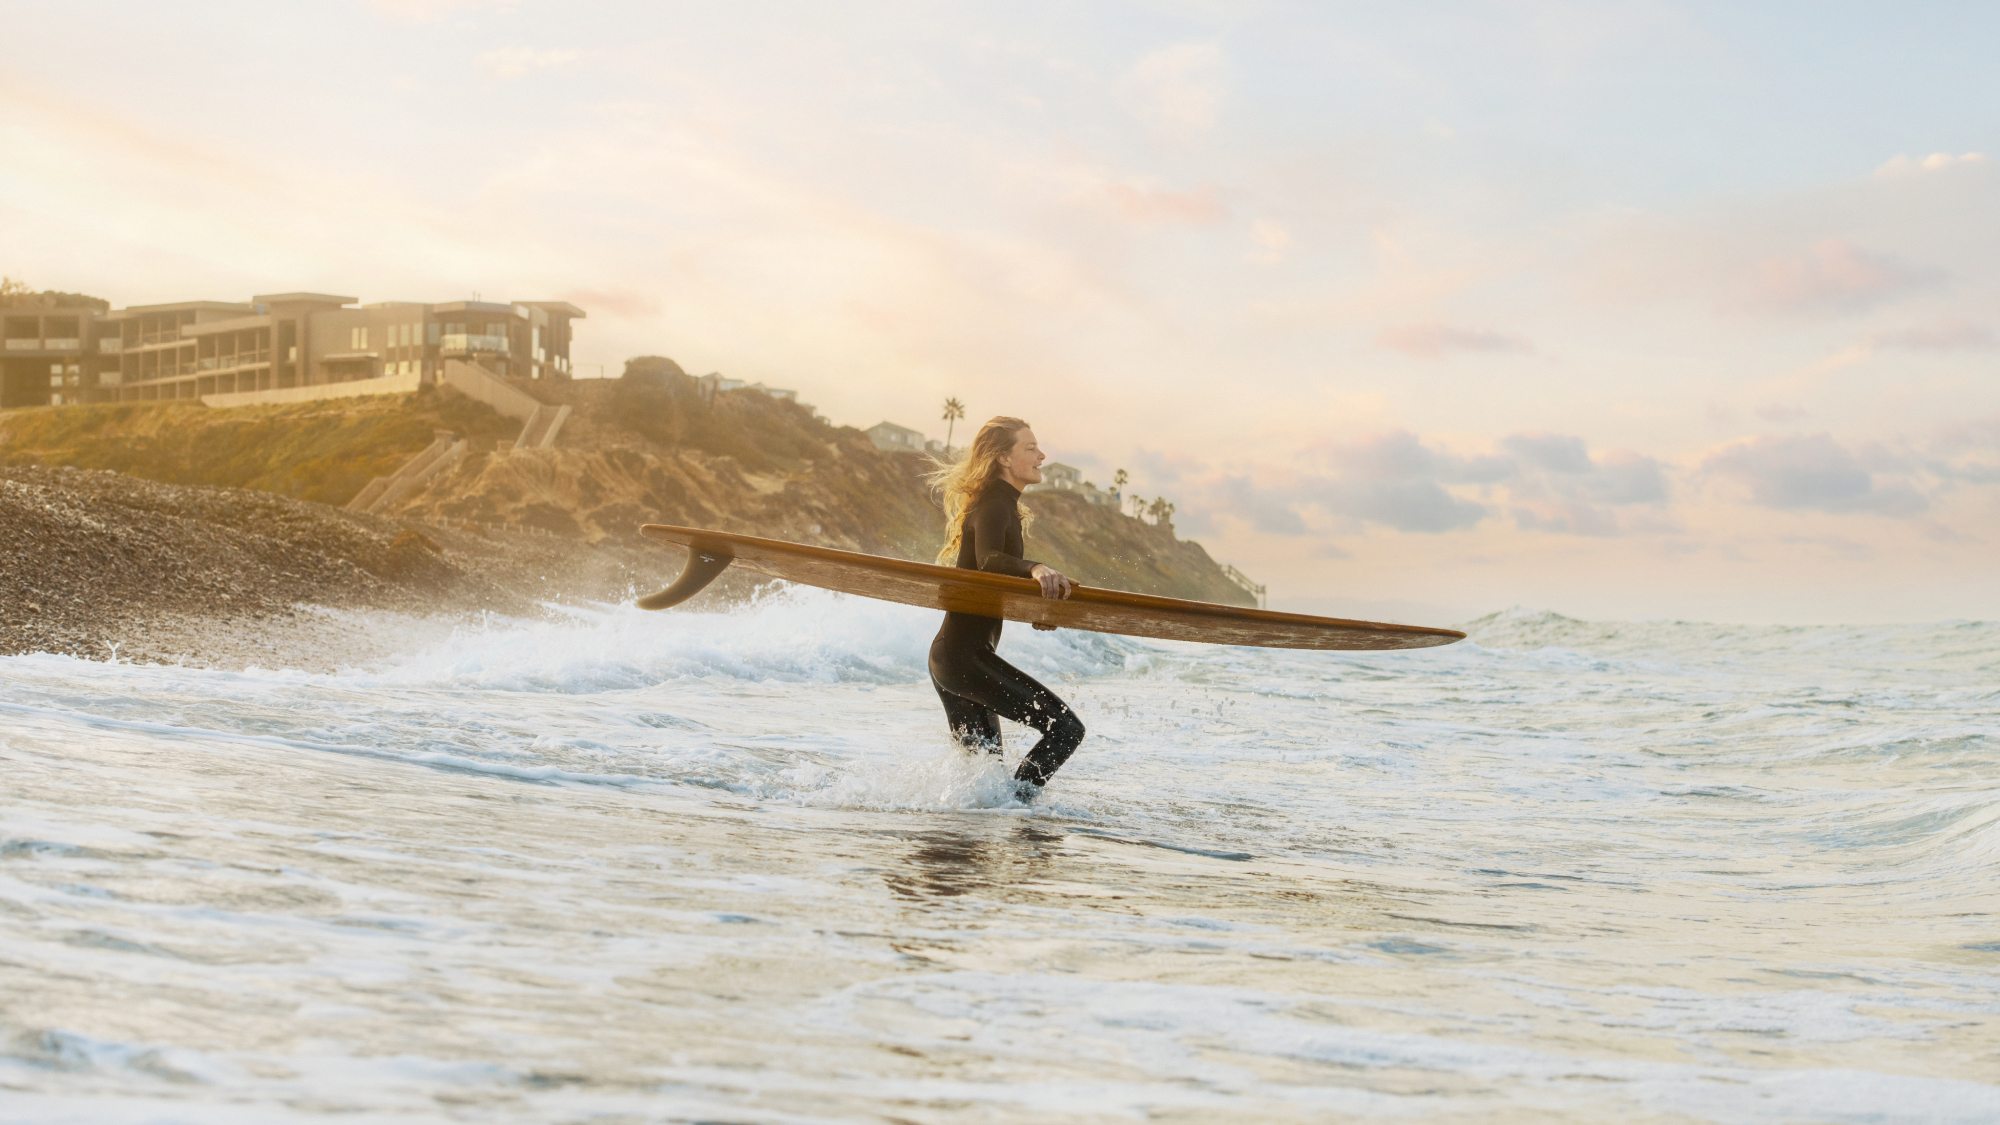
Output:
left=924, top=438, right=948, bottom=457
left=1039, top=463, right=1083, bottom=489
left=695, top=373, right=744, bottom=397
left=696, top=373, right=797, bottom=399
left=1026, top=462, right=1119, bottom=508
left=867, top=421, right=926, bottom=452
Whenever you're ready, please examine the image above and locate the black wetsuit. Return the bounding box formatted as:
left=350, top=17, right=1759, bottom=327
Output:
left=928, top=481, right=1086, bottom=787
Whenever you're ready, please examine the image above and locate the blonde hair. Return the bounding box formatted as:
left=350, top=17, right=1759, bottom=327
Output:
left=930, top=416, right=1034, bottom=564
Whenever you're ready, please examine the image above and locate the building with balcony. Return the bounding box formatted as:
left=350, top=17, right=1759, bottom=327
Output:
left=0, top=291, right=585, bottom=408
left=1025, top=461, right=1120, bottom=509
left=2, top=304, right=99, bottom=408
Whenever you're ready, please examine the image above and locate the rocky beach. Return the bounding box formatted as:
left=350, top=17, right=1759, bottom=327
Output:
left=0, top=464, right=666, bottom=669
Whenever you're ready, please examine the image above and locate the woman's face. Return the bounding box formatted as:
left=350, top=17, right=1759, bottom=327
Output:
left=1000, top=427, right=1045, bottom=486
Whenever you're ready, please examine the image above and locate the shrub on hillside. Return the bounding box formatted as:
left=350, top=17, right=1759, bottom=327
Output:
left=603, top=359, right=830, bottom=473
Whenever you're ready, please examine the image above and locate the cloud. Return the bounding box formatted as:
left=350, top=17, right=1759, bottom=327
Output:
left=1702, top=433, right=1927, bottom=516
left=1295, top=430, right=1507, bottom=533
left=1580, top=449, right=1670, bottom=505
left=1735, top=239, right=1940, bottom=317
left=1210, top=474, right=1308, bottom=535
left=1501, top=432, right=1592, bottom=474
left=1374, top=322, right=1534, bottom=359
left=1104, top=181, right=1226, bottom=226
left=1923, top=415, right=2000, bottom=484
left=562, top=287, right=660, bottom=320
left=1756, top=403, right=1808, bottom=422
left=478, top=48, right=580, bottom=81
left=1116, top=43, right=1225, bottom=136
left=1513, top=500, right=1621, bottom=536
left=1247, top=219, right=1291, bottom=264
left=1874, top=152, right=1987, bottom=178
left=1128, top=446, right=1205, bottom=486
left=1315, top=429, right=1514, bottom=485
left=1501, top=435, right=1669, bottom=534
left=1307, top=474, right=1490, bottom=533
left=1869, top=319, right=1995, bottom=351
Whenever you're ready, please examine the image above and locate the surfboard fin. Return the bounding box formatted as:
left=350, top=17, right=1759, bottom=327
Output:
left=636, top=546, right=735, bottom=610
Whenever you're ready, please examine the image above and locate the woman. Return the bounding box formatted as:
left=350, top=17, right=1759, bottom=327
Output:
left=929, top=417, right=1087, bottom=801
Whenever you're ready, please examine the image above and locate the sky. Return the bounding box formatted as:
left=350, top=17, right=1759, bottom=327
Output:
left=4, top=1, right=1996, bottom=624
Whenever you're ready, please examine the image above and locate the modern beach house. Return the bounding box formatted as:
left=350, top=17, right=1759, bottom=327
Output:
left=1, top=292, right=584, bottom=409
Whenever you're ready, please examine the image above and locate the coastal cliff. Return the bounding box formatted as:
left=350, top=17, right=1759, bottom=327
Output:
left=382, top=369, right=1253, bottom=605
left=2, top=367, right=1254, bottom=611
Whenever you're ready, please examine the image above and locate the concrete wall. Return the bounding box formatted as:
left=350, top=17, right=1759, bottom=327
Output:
left=201, top=370, right=422, bottom=409
left=439, top=359, right=542, bottom=422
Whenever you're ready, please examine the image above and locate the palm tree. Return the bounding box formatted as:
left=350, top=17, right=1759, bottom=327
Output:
left=941, top=397, right=966, bottom=454
left=1112, top=468, right=1128, bottom=495
left=1129, top=494, right=1147, bottom=519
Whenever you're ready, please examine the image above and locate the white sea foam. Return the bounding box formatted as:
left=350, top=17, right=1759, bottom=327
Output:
left=2, top=592, right=1997, bottom=1121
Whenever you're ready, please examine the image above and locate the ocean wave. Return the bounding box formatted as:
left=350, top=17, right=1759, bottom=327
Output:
left=339, top=585, right=1150, bottom=694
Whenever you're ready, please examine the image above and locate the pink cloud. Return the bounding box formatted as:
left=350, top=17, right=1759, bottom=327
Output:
left=1105, top=182, right=1226, bottom=226
left=563, top=287, right=660, bottom=320
left=1869, top=319, right=1995, bottom=350
left=1735, top=239, right=1939, bottom=317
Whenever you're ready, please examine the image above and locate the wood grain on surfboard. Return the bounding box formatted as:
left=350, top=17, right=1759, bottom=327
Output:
left=637, top=524, right=1464, bottom=652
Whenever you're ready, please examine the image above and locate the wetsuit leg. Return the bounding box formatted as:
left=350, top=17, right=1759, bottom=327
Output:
left=932, top=674, right=1002, bottom=754
left=929, top=648, right=1086, bottom=786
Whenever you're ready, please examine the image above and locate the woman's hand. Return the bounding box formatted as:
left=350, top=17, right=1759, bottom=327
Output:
left=1030, top=563, right=1074, bottom=600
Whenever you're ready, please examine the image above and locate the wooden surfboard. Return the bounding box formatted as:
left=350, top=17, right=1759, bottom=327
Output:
left=637, top=524, right=1464, bottom=652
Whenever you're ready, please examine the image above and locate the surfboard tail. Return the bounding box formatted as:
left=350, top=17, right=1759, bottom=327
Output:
left=636, top=546, right=735, bottom=610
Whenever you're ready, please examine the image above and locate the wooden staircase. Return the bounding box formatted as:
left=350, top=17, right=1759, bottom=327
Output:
left=345, top=430, right=469, bottom=514
left=342, top=361, right=571, bottom=515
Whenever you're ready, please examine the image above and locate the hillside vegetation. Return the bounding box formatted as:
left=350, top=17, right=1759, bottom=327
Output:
left=0, top=393, right=517, bottom=506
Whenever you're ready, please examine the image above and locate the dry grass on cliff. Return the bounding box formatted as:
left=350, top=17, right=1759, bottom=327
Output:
left=0, top=390, right=518, bottom=507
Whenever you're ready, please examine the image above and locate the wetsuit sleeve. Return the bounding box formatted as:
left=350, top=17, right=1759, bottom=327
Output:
left=969, top=496, right=1039, bottom=578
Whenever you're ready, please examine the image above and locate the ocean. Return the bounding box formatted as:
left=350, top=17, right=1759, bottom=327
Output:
left=3, top=591, right=1997, bottom=1123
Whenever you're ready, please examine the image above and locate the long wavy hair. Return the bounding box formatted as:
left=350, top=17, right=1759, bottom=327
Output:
left=930, top=416, right=1034, bottom=564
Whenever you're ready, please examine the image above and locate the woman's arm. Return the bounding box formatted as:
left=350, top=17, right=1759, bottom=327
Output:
left=968, top=496, right=1039, bottom=578
left=969, top=494, right=1073, bottom=600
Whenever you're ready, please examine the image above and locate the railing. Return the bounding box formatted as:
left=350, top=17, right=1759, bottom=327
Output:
left=439, top=334, right=509, bottom=354
left=209, top=351, right=270, bottom=370
left=1221, top=564, right=1266, bottom=609
left=99, top=338, right=122, bottom=354
left=44, top=338, right=80, bottom=350
left=5, top=339, right=39, bottom=349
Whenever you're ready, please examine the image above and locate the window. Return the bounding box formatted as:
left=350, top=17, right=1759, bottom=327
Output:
left=427, top=323, right=440, bottom=345
left=350, top=326, right=370, bottom=350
